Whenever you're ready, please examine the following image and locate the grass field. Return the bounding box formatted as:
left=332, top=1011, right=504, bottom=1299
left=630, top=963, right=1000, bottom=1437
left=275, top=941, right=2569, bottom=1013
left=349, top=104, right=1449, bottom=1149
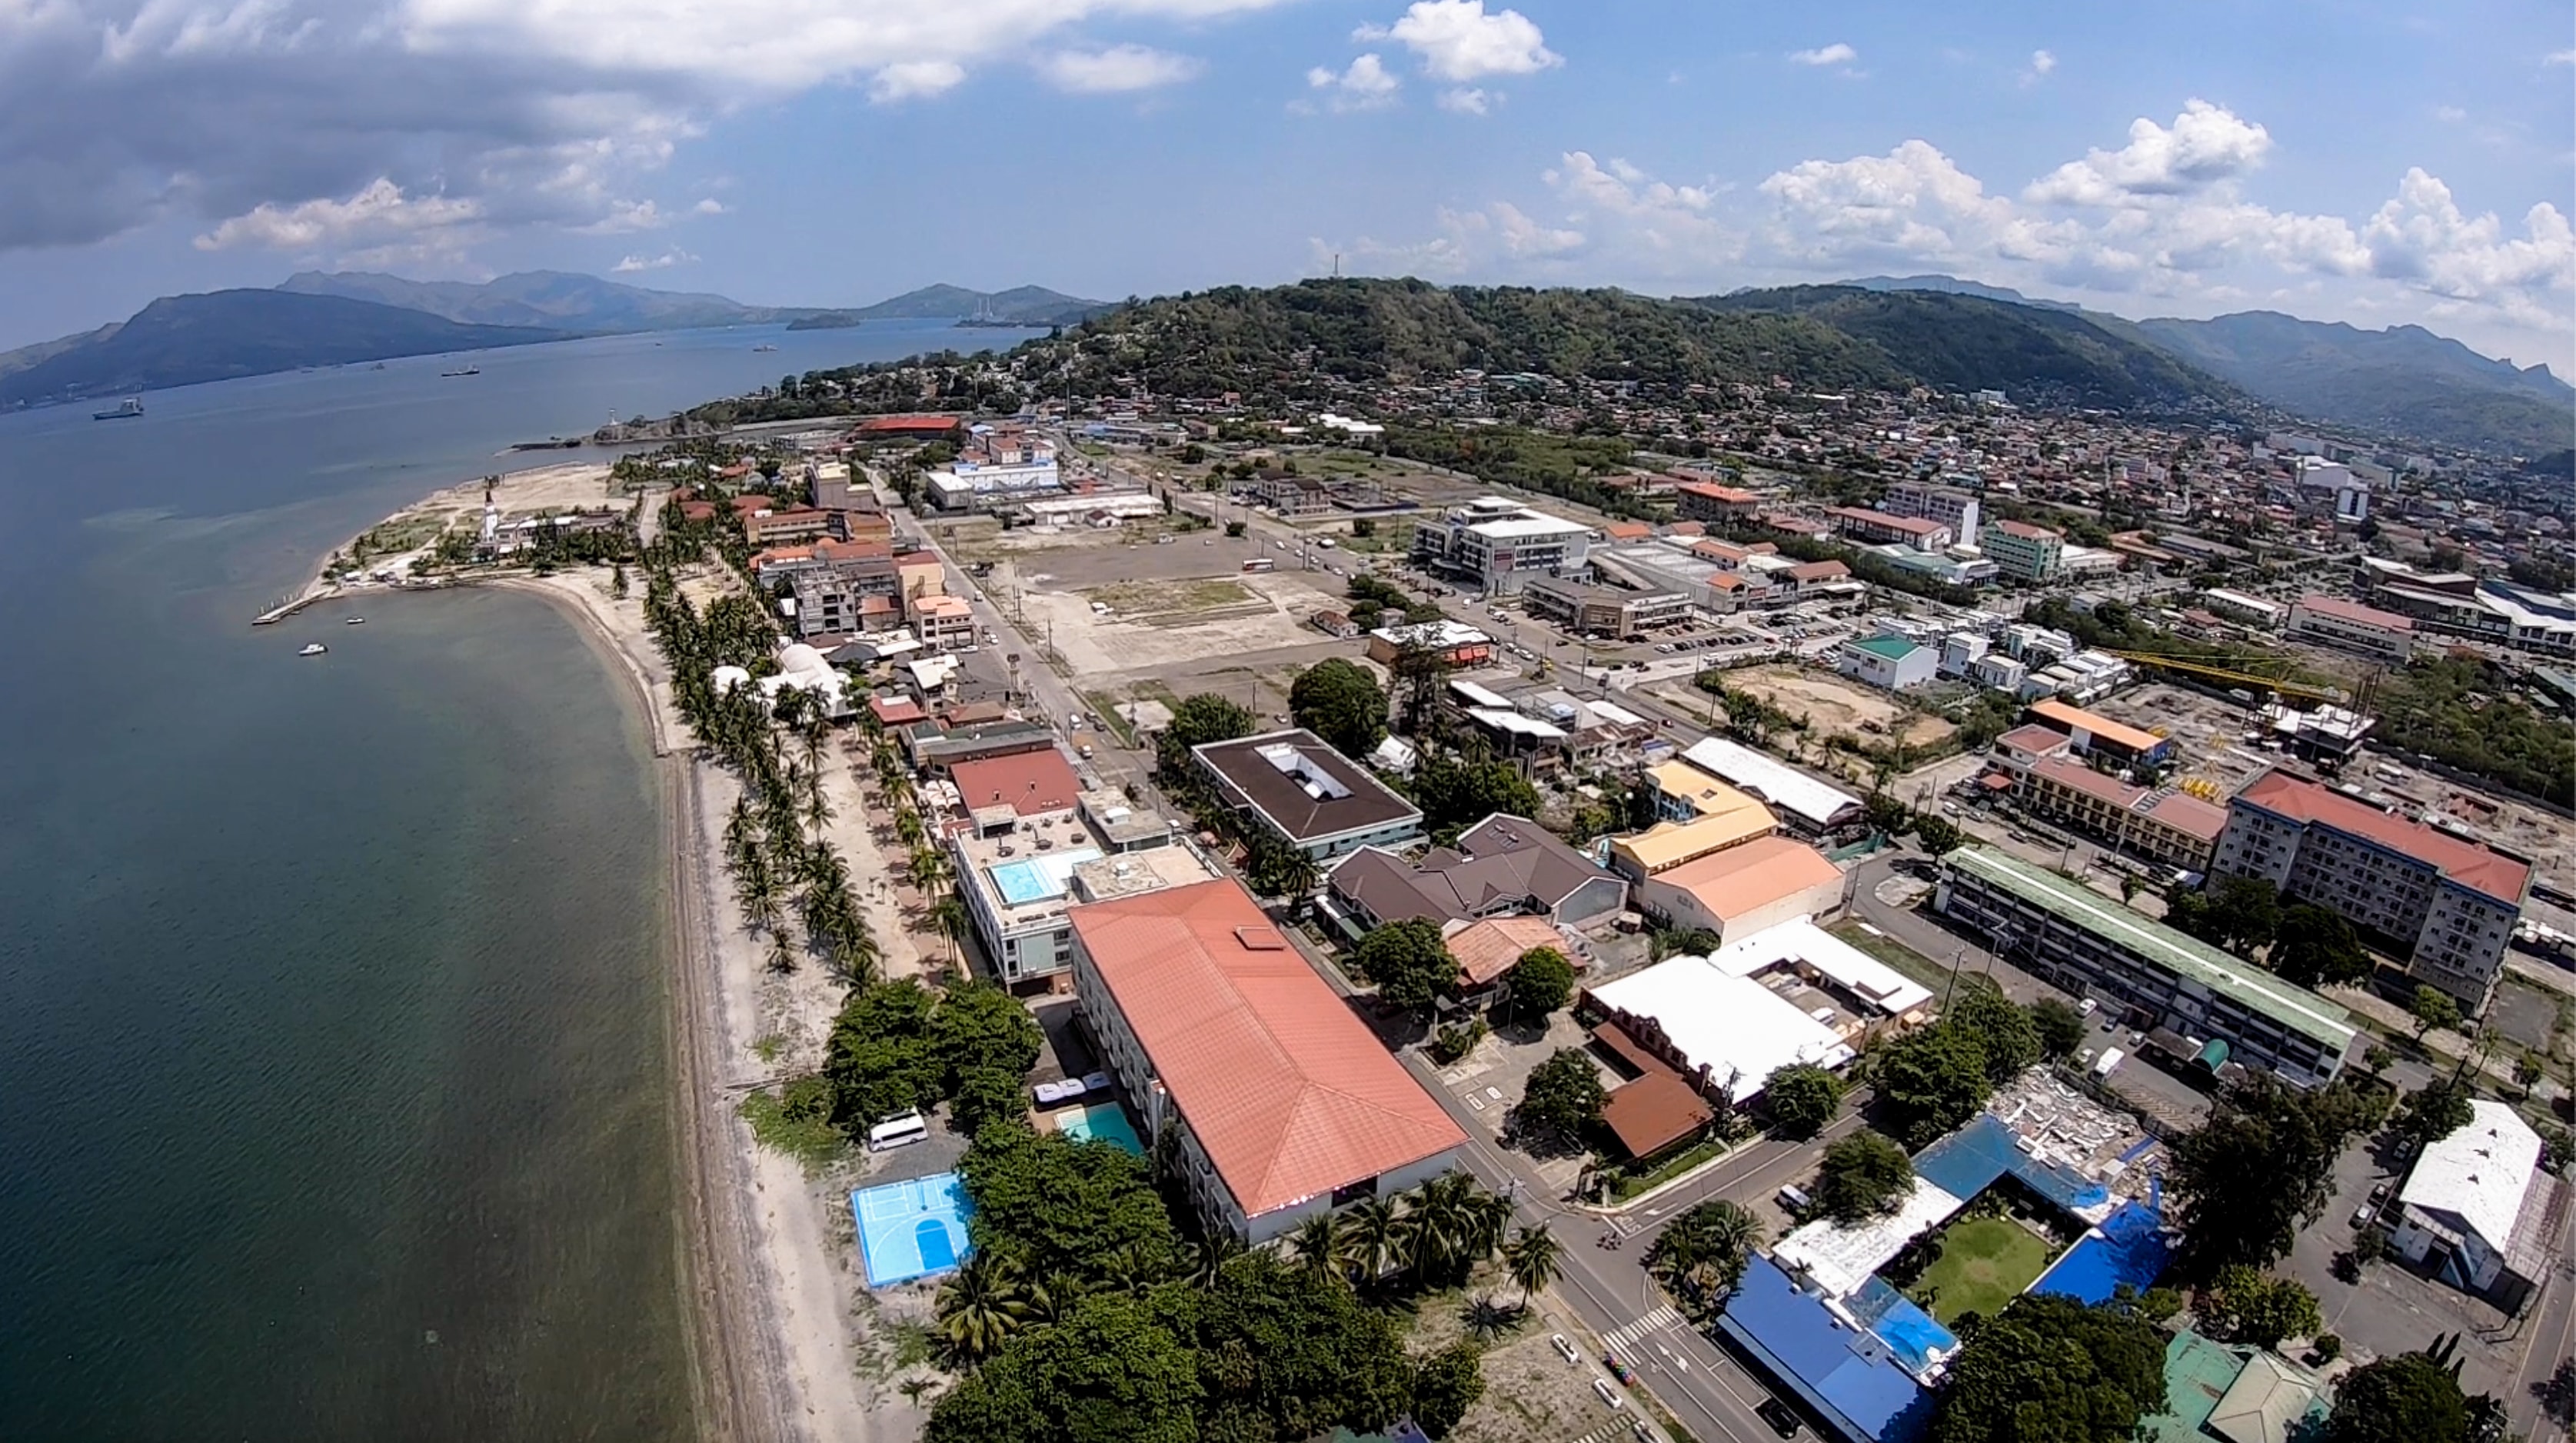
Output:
left=1908, top=1215, right=2054, bottom=1323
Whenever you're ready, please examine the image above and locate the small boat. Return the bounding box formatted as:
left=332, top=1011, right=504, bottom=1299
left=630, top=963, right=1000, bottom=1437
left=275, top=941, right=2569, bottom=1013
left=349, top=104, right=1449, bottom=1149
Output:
left=298, top=642, right=328, bottom=656
left=752, top=343, right=779, bottom=352
left=344, top=616, right=366, bottom=625
left=441, top=365, right=481, bottom=378
left=92, top=397, right=145, bottom=421
left=371, top=362, right=387, bottom=371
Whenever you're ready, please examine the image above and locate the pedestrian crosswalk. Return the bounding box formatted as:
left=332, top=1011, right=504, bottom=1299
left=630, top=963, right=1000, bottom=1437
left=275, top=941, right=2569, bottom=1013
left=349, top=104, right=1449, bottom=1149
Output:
left=1599, top=1304, right=1682, bottom=1354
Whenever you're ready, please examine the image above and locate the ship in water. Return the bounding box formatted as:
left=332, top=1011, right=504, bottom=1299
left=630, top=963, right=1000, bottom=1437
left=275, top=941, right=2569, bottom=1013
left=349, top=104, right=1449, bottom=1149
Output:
left=92, top=397, right=144, bottom=421
left=752, top=343, right=779, bottom=352
left=441, top=365, right=481, bottom=378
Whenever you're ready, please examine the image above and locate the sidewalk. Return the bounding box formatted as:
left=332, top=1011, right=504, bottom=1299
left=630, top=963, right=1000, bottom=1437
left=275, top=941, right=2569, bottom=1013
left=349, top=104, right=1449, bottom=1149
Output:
left=2333, top=984, right=2564, bottom=1105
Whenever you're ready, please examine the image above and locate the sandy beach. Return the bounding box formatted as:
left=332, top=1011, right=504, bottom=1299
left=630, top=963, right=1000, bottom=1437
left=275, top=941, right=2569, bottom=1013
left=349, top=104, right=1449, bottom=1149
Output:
left=314, top=461, right=934, bottom=1443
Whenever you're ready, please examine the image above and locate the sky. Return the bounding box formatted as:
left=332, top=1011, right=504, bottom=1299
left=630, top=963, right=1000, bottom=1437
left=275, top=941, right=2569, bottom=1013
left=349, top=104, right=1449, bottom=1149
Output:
left=2, top=0, right=2571, bottom=371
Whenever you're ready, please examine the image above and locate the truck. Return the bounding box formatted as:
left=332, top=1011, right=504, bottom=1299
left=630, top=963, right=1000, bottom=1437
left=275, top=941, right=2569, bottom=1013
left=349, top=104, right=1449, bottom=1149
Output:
left=1242, top=558, right=1275, bottom=572
left=2092, top=1047, right=2125, bottom=1079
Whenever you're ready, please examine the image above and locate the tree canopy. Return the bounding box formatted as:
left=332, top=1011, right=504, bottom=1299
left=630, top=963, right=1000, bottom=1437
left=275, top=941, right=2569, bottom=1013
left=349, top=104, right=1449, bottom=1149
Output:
left=1946, top=985, right=2041, bottom=1084
left=820, top=981, right=1043, bottom=1139
left=2166, top=1075, right=2366, bottom=1277
left=1157, top=693, right=1257, bottom=774
left=1514, top=1048, right=1607, bottom=1141
left=2029, top=998, right=2088, bottom=1060
left=1646, top=1198, right=1765, bottom=1318
left=2166, top=875, right=2282, bottom=960
left=2202, top=1265, right=2321, bottom=1350
left=1875, top=1020, right=1999, bottom=1149
left=1503, top=946, right=1576, bottom=1023
left=1818, top=1130, right=1915, bottom=1224
left=2268, top=904, right=2372, bottom=989
left=1761, top=1063, right=1845, bottom=1141
left=2408, top=985, right=2463, bottom=1040
left=2325, top=1352, right=2470, bottom=1443
left=1412, top=754, right=1542, bottom=838
left=1929, top=1294, right=2170, bottom=1443
left=960, top=1123, right=1186, bottom=1291
left=1352, top=918, right=1457, bottom=1015
left=2390, top=1076, right=2476, bottom=1153
left=1287, top=658, right=1390, bottom=760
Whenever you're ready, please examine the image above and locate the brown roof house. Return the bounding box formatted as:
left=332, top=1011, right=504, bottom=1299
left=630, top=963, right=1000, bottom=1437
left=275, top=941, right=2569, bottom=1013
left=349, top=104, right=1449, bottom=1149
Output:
left=1322, top=812, right=1629, bottom=941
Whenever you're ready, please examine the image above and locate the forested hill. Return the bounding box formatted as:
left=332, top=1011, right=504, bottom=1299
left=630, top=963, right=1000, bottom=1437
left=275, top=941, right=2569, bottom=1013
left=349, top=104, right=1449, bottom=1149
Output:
left=1010, top=278, right=2239, bottom=414
left=1684, top=285, right=2232, bottom=411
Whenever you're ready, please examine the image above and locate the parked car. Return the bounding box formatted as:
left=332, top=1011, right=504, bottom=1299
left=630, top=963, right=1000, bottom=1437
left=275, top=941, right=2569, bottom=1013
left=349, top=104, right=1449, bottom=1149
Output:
left=1552, top=1334, right=1581, bottom=1366
left=1756, top=1398, right=1802, bottom=1437
left=1591, top=1378, right=1624, bottom=1410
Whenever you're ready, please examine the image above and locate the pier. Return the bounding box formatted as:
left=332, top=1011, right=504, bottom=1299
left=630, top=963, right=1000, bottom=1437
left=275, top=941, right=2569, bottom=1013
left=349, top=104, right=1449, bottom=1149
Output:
left=251, top=588, right=335, bottom=626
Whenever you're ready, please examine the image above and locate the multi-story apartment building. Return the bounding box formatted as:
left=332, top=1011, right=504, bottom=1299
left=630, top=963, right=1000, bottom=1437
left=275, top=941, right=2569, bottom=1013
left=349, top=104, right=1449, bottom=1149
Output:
left=1935, top=847, right=2355, bottom=1088
left=2212, top=770, right=2531, bottom=1016
left=1979, top=519, right=2066, bottom=582
left=1883, top=482, right=1982, bottom=543
left=1672, top=481, right=1762, bottom=525
left=2010, top=754, right=2228, bottom=875
left=1193, top=728, right=1425, bottom=861
left=2286, top=595, right=2417, bottom=663
left=1825, top=506, right=1952, bottom=552
left=1409, top=496, right=1593, bottom=595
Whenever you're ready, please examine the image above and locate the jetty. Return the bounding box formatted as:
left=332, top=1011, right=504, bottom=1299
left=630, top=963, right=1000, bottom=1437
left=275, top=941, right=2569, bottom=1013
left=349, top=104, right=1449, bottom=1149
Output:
left=252, top=588, right=335, bottom=626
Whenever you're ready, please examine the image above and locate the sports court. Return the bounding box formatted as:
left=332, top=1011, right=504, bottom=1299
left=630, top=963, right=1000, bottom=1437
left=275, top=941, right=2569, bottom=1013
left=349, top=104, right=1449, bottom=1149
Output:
left=850, top=1171, right=976, bottom=1288
left=988, top=848, right=1105, bottom=906
left=1053, top=1100, right=1144, bottom=1155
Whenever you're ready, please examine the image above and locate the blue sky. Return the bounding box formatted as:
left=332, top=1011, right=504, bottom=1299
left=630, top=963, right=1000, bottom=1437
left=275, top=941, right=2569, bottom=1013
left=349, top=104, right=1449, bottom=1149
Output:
left=2, top=0, right=2571, bottom=368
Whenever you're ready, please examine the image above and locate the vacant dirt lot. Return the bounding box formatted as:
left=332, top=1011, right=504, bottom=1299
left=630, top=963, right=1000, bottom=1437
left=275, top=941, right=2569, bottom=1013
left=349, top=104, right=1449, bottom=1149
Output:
left=1726, top=662, right=1957, bottom=749
left=1016, top=570, right=1346, bottom=675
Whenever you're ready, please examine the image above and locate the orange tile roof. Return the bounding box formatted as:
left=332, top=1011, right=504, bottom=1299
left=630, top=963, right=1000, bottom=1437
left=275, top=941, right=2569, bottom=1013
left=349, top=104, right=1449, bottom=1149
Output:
left=949, top=749, right=1081, bottom=816
left=1445, top=915, right=1569, bottom=987
left=1653, top=835, right=1841, bottom=921
left=2237, top=771, right=2531, bottom=903
left=1603, top=521, right=1654, bottom=541
left=2027, top=699, right=2164, bottom=755
left=1070, top=879, right=1465, bottom=1217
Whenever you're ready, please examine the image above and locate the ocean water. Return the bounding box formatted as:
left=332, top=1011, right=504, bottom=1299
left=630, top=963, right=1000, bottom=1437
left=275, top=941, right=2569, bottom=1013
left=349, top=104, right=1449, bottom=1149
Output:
left=0, top=321, right=1030, bottom=1440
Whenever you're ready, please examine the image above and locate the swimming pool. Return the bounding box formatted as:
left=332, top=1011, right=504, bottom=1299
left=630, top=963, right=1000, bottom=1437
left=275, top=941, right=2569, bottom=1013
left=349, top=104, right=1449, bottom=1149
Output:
left=1053, top=1101, right=1144, bottom=1155
left=987, top=847, right=1105, bottom=907
left=850, top=1172, right=976, bottom=1288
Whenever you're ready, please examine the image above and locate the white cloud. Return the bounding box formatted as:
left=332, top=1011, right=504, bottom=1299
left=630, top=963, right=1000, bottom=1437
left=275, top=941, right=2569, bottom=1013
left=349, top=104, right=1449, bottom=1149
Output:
left=192, top=177, right=481, bottom=252
left=1436, top=85, right=1489, bottom=114
left=691, top=197, right=727, bottom=215
left=2547, top=49, right=2575, bottom=65
left=2025, top=99, right=2272, bottom=204
left=2364, top=168, right=2575, bottom=322
left=1360, top=0, right=1559, bottom=82
left=1787, top=43, right=1856, bottom=67
left=1035, top=44, right=1203, bottom=94
left=1306, top=52, right=1401, bottom=110
left=2432, top=105, right=2467, bottom=123
left=869, top=60, right=966, bottom=103
left=2029, top=48, right=2056, bottom=75
left=611, top=248, right=696, bottom=272
left=1481, top=201, right=1584, bottom=258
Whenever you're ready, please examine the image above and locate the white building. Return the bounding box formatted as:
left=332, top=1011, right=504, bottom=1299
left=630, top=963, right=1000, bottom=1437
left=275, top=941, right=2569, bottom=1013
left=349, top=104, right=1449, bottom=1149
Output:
left=2389, top=1100, right=2555, bottom=1311
left=1409, top=495, right=1593, bottom=595
left=1837, top=635, right=1939, bottom=691
left=1584, top=947, right=1856, bottom=1105
left=1884, top=482, right=1982, bottom=544
left=2202, top=589, right=2283, bottom=628
left=1679, top=736, right=1865, bottom=837
left=2287, top=595, right=2417, bottom=663
left=2294, top=456, right=2369, bottom=523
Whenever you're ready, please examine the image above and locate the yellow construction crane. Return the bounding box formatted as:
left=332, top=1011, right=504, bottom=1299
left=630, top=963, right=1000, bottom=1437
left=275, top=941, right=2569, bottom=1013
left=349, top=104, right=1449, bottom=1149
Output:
left=2108, top=650, right=2345, bottom=705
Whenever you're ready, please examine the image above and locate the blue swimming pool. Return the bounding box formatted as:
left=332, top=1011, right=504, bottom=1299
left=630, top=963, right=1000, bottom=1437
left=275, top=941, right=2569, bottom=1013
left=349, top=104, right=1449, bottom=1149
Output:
left=1054, top=1101, right=1144, bottom=1155
left=851, top=1172, right=976, bottom=1287
left=987, top=848, right=1105, bottom=906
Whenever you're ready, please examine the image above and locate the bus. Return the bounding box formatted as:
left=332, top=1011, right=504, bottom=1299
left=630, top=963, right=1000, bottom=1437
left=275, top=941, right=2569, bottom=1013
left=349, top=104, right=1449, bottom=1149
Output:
left=1242, top=558, right=1275, bottom=573
left=866, top=1110, right=928, bottom=1152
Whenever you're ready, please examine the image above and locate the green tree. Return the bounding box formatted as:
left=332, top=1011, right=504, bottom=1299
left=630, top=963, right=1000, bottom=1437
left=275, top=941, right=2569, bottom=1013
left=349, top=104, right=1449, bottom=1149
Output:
left=2203, top=1265, right=2321, bottom=1350
left=1912, top=814, right=1965, bottom=855
left=2169, top=875, right=2283, bottom=959
left=2409, top=985, right=2463, bottom=1041
left=959, top=1123, right=1184, bottom=1291
left=1646, top=1199, right=1764, bottom=1316
left=2325, top=1352, right=2469, bottom=1443
left=1193, top=1251, right=1416, bottom=1440
left=1413, top=753, right=1543, bottom=837
left=1407, top=1341, right=1486, bottom=1439
left=2030, top=998, right=2088, bottom=1060
left=1947, top=984, right=2041, bottom=1083
left=925, top=1291, right=1202, bottom=1443
left=1761, top=1063, right=1845, bottom=1141
left=1929, top=1294, right=2169, bottom=1443
left=1287, top=658, right=1390, bottom=758
left=2391, top=1076, right=2476, bottom=1152
left=1513, top=1048, right=1607, bottom=1141
left=1352, top=917, right=1457, bottom=1015
left=2269, top=904, right=2372, bottom=988
left=1818, top=1130, right=1915, bottom=1224
left=1157, top=692, right=1257, bottom=774
left=937, top=1251, right=1039, bottom=1367
left=1503, top=946, right=1576, bottom=1024
left=1500, top=1225, right=1563, bottom=1308
left=1876, top=1023, right=1995, bottom=1148
left=824, top=980, right=944, bottom=1129
left=2166, top=1075, right=2359, bottom=1275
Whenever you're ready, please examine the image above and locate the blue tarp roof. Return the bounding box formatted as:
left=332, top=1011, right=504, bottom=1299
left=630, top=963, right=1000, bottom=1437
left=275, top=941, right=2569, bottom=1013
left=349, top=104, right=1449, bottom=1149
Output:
left=1719, top=1256, right=1936, bottom=1443
left=2029, top=1201, right=2172, bottom=1306
left=1912, top=1112, right=2111, bottom=1216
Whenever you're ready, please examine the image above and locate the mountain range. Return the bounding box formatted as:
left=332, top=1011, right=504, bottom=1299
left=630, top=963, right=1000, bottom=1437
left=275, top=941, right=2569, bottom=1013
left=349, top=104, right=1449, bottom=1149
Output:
left=1, top=267, right=2562, bottom=455
left=0, top=276, right=1106, bottom=409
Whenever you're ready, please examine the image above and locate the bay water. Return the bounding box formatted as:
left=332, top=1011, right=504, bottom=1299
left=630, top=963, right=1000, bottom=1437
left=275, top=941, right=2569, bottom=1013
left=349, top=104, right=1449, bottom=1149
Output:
left=0, top=322, right=1022, bottom=1439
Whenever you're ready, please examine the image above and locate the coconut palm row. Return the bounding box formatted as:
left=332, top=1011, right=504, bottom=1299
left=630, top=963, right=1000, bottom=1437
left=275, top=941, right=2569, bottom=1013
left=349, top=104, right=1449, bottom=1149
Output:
left=1641, top=1198, right=1765, bottom=1321
left=644, top=564, right=880, bottom=985
left=860, top=715, right=970, bottom=972
left=933, top=1235, right=1251, bottom=1368
left=1281, top=1175, right=1559, bottom=1303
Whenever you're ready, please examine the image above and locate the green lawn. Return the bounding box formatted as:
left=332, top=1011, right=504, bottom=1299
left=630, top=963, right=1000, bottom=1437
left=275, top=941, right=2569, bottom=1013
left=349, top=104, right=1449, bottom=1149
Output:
left=1825, top=919, right=1958, bottom=997
left=1907, top=1215, right=2055, bottom=1323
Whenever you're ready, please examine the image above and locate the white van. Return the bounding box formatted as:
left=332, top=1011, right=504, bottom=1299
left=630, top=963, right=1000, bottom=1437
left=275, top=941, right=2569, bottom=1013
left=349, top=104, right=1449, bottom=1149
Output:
left=2092, top=1048, right=2125, bottom=1080
left=866, top=1110, right=928, bottom=1151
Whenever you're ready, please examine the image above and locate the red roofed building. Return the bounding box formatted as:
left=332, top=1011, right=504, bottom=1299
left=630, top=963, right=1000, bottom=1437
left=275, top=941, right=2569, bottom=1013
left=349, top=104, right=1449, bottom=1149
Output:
left=850, top=414, right=964, bottom=441
left=949, top=749, right=1083, bottom=830
left=744, top=506, right=834, bottom=545
left=1068, top=878, right=1467, bottom=1242
left=2288, top=594, right=2417, bottom=663
left=2215, top=769, right=2532, bottom=1016
left=1673, top=481, right=1761, bottom=523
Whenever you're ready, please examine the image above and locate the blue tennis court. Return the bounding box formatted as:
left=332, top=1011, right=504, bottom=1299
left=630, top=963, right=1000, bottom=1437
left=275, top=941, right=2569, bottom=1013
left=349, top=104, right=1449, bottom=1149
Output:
left=1053, top=1101, right=1143, bottom=1155
left=851, top=1172, right=975, bottom=1288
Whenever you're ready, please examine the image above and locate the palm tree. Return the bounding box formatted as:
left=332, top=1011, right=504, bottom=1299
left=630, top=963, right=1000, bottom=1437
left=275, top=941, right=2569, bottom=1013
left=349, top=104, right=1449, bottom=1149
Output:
left=1287, top=1212, right=1350, bottom=1284
left=1185, top=1231, right=1247, bottom=1291
left=1097, top=1243, right=1163, bottom=1297
left=1501, top=1225, right=1563, bottom=1310
left=1646, top=1199, right=1763, bottom=1316
left=930, top=895, right=970, bottom=967
left=1347, top=1197, right=1403, bottom=1286
left=935, top=1253, right=1033, bottom=1367
left=1460, top=1291, right=1519, bottom=1341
